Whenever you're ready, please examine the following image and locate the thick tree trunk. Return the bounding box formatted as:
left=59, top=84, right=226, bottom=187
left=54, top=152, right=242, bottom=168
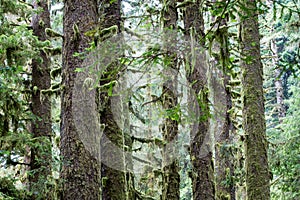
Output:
left=161, top=0, right=180, bottom=199
left=30, top=1, right=52, bottom=198
left=99, top=1, right=135, bottom=199
left=60, top=0, right=100, bottom=199
left=184, top=1, right=215, bottom=199
left=240, top=1, right=270, bottom=199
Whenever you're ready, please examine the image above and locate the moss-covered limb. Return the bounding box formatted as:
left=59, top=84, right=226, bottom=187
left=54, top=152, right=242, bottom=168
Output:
left=230, top=89, right=241, bottom=97
left=72, top=23, right=81, bottom=42
left=45, top=28, right=63, bottom=38
left=9, top=23, right=32, bottom=30
left=40, top=86, right=60, bottom=96
left=228, top=79, right=241, bottom=86
left=50, top=67, right=61, bottom=79
left=100, top=25, right=118, bottom=38
left=44, top=46, right=62, bottom=56
left=131, top=135, right=166, bottom=147
left=39, top=81, right=61, bottom=92
left=124, top=27, right=144, bottom=39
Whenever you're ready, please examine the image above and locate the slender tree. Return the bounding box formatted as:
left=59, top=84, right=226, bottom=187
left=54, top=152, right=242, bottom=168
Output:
left=60, top=0, right=100, bottom=199
left=99, top=0, right=135, bottom=199
left=209, top=1, right=235, bottom=199
left=161, top=0, right=180, bottom=199
left=270, top=39, right=286, bottom=120
left=240, top=1, right=270, bottom=199
left=184, top=0, right=215, bottom=199
left=30, top=1, right=52, bottom=198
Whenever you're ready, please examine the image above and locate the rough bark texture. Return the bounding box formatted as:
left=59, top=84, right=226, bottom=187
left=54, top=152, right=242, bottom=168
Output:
left=211, top=70, right=235, bottom=200
left=161, top=86, right=180, bottom=200
left=161, top=0, right=180, bottom=199
left=60, top=0, right=100, bottom=199
left=210, top=3, right=236, bottom=199
left=240, top=1, right=270, bottom=199
left=99, top=0, right=135, bottom=199
left=184, top=1, right=215, bottom=199
left=30, top=1, right=52, bottom=198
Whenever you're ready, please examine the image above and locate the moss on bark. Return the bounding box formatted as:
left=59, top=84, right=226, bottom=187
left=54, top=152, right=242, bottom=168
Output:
left=184, top=0, right=215, bottom=199
left=30, top=1, right=53, bottom=199
left=240, top=1, right=270, bottom=199
left=161, top=0, right=180, bottom=199
left=60, top=0, right=100, bottom=199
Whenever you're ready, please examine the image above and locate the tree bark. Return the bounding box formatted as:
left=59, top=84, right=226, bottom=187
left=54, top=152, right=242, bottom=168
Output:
left=184, top=1, right=215, bottom=199
left=209, top=2, right=235, bottom=199
left=161, top=0, right=180, bottom=199
left=240, top=1, right=270, bottom=199
left=99, top=1, right=135, bottom=199
left=30, top=1, right=52, bottom=198
left=60, top=0, right=100, bottom=199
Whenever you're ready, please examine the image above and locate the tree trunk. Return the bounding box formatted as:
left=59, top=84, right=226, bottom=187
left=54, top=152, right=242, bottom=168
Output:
left=30, top=1, right=52, bottom=198
left=240, top=1, right=270, bottom=199
left=184, top=1, right=215, bottom=199
left=161, top=0, right=180, bottom=199
left=209, top=2, right=235, bottom=199
left=271, top=40, right=286, bottom=120
left=211, top=70, right=235, bottom=200
left=60, top=0, right=100, bottom=199
left=99, top=1, right=135, bottom=199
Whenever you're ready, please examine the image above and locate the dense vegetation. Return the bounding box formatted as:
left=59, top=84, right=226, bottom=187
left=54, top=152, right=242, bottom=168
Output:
left=0, top=0, right=299, bottom=199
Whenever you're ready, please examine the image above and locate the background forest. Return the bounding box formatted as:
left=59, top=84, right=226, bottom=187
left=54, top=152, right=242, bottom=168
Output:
left=0, top=0, right=299, bottom=199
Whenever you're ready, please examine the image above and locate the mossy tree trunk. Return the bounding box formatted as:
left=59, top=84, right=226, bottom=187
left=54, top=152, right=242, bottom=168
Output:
left=209, top=1, right=236, bottom=199
left=161, top=0, right=180, bottom=199
left=60, top=0, right=100, bottom=199
left=99, top=0, right=135, bottom=199
left=211, top=69, right=235, bottom=200
left=240, top=1, right=270, bottom=199
left=184, top=1, right=215, bottom=199
left=30, top=1, right=52, bottom=198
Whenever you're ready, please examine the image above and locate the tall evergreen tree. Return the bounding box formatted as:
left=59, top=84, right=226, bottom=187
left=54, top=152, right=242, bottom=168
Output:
left=60, top=1, right=100, bottom=199
left=160, top=0, right=180, bottom=199
left=183, top=0, right=215, bottom=199
left=240, top=1, right=270, bottom=199
left=30, top=1, right=52, bottom=198
left=209, top=1, right=235, bottom=199
left=99, top=0, right=135, bottom=199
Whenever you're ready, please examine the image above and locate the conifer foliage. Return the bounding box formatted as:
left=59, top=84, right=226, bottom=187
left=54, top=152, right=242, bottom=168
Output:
left=0, top=0, right=299, bottom=199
